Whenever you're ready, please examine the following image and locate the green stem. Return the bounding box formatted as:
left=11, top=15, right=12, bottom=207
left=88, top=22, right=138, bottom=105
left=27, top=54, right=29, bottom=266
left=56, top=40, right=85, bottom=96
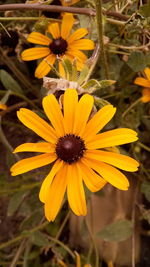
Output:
left=138, top=142, right=150, bottom=152
left=122, top=98, right=141, bottom=118
left=95, top=0, right=109, bottom=79
left=0, top=17, right=59, bottom=22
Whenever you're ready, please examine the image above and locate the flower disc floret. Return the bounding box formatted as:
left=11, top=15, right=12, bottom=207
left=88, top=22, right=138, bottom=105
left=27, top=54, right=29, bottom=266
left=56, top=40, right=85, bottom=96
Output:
left=49, top=37, right=68, bottom=55
left=56, top=134, right=86, bottom=164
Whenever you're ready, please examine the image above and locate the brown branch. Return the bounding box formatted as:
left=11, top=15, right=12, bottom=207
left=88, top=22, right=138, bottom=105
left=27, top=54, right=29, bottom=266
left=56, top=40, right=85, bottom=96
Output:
left=0, top=3, right=96, bottom=16
left=0, top=101, right=27, bottom=117
left=104, top=10, right=129, bottom=21
left=0, top=3, right=129, bottom=21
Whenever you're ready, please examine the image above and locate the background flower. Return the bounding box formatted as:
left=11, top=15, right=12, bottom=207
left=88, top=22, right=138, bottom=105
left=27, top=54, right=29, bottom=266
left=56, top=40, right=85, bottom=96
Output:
left=21, top=13, right=94, bottom=78
left=134, top=67, right=150, bottom=103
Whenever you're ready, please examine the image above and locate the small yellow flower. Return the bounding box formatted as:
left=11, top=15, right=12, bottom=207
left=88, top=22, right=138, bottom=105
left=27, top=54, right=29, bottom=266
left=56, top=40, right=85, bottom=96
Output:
left=11, top=89, right=139, bottom=222
left=21, top=13, right=94, bottom=78
left=134, top=67, right=150, bottom=103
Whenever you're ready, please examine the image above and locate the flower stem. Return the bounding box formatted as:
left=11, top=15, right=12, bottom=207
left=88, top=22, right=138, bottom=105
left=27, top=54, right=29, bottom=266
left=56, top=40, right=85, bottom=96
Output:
left=122, top=98, right=141, bottom=118
left=95, top=0, right=109, bottom=79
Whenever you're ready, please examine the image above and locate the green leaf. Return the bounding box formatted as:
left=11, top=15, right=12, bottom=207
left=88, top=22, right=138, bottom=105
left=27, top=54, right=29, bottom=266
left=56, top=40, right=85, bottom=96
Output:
left=127, top=52, right=147, bottom=72
left=98, top=219, right=132, bottom=242
left=7, top=191, right=26, bottom=216
left=78, top=65, right=90, bottom=85
left=141, top=181, right=150, bottom=202
left=0, top=69, right=23, bottom=93
left=30, top=231, right=50, bottom=247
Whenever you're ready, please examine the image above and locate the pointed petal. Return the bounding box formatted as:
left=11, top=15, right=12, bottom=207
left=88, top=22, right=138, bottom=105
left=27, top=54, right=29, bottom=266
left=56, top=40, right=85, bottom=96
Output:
left=83, top=158, right=129, bottom=191
left=70, top=39, right=94, bottom=50
left=21, top=47, right=50, bottom=61
left=0, top=103, right=7, bottom=110
left=141, top=88, right=150, bottom=103
left=42, top=94, right=65, bottom=136
left=17, top=108, right=57, bottom=143
left=39, top=159, right=63, bottom=203
left=61, top=13, right=75, bottom=39
left=27, top=32, right=51, bottom=45
left=67, top=163, right=87, bottom=216
left=13, top=142, right=55, bottom=153
left=66, top=49, right=87, bottom=63
left=144, top=67, right=150, bottom=81
left=58, top=61, right=66, bottom=78
left=63, top=89, right=78, bottom=133
left=78, top=159, right=107, bottom=192
left=10, top=153, right=56, bottom=176
left=44, top=164, right=68, bottom=221
left=85, top=150, right=139, bottom=172
left=82, top=105, right=116, bottom=140
left=68, top=28, right=88, bottom=44
left=73, top=94, right=94, bottom=136
left=86, top=128, right=138, bottom=149
left=61, top=0, right=79, bottom=6
left=35, top=54, right=56, bottom=78
left=48, top=22, right=60, bottom=39
left=134, top=77, right=150, bottom=87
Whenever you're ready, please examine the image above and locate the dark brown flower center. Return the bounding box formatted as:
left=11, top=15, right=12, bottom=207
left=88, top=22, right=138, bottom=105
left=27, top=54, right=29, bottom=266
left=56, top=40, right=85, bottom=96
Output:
left=56, top=134, right=86, bottom=164
left=49, top=37, right=68, bottom=55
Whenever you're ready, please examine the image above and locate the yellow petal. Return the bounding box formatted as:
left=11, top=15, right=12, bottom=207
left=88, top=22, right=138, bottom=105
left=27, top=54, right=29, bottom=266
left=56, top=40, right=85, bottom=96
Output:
left=141, top=88, right=150, bottom=103
left=44, top=163, right=68, bottom=221
left=70, top=39, right=94, bottom=50
left=63, top=89, right=78, bottom=133
left=75, top=251, right=81, bottom=267
left=48, top=22, right=60, bottom=39
left=0, top=103, right=7, bottom=110
left=35, top=54, right=56, bottom=78
left=42, top=94, right=65, bottom=137
left=13, top=142, right=55, bottom=153
left=11, top=153, right=56, bottom=176
left=67, top=163, right=87, bottom=216
left=17, top=108, right=57, bottom=143
left=27, top=32, right=51, bottom=45
left=66, top=49, right=87, bottom=63
left=58, top=61, right=66, bottom=78
left=144, top=67, right=150, bottom=81
left=61, top=0, right=80, bottom=6
left=61, top=13, right=75, bottom=39
left=134, top=77, right=150, bottom=88
left=68, top=28, right=88, bottom=44
left=86, top=128, right=138, bottom=149
left=82, top=105, right=116, bottom=141
left=78, top=159, right=107, bottom=192
left=39, top=159, right=63, bottom=203
left=73, top=94, right=94, bottom=136
left=21, top=47, right=50, bottom=61
left=83, top=158, right=129, bottom=191
left=85, top=150, right=139, bottom=172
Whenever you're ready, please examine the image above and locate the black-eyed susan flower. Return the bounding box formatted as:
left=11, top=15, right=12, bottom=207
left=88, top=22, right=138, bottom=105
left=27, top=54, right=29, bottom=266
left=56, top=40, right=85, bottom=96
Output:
left=134, top=67, right=150, bottom=103
left=11, top=89, right=139, bottom=221
left=21, top=13, right=94, bottom=78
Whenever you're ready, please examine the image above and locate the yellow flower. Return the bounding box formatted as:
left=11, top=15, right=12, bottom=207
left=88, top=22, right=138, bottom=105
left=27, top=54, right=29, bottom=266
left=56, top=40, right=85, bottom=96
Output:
left=21, top=13, right=94, bottom=79
left=11, top=89, right=139, bottom=221
left=134, top=67, right=150, bottom=103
